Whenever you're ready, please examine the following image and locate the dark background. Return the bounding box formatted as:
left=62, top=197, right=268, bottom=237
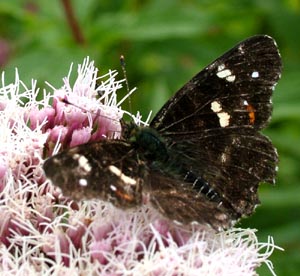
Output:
left=1, top=1, right=299, bottom=275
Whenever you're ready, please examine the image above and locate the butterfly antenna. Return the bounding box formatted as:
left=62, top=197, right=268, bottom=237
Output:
left=120, top=55, right=132, bottom=113
left=60, top=97, right=122, bottom=138
left=59, top=97, right=120, bottom=124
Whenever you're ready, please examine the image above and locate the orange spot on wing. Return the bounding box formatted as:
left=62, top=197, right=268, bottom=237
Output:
left=246, top=103, right=255, bottom=124
left=115, top=189, right=134, bottom=202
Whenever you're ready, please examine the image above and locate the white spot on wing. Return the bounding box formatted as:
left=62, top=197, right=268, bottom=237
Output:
left=79, top=178, right=88, bottom=186
left=217, top=68, right=231, bottom=78
left=238, top=44, right=245, bottom=54
left=217, top=64, right=225, bottom=71
left=72, top=154, right=92, bottom=173
left=251, top=71, right=259, bottom=78
left=211, top=101, right=222, bottom=113
left=78, top=155, right=91, bottom=172
left=221, top=153, right=227, bottom=163
left=218, top=112, right=230, bottom=127
left=216, top=64, right=236, bottom=82
left=211, top=101, right=231, bottom=127
left=73, top=153, right=80, bottom=159
left=226, top=75, right=236, bottom=82
left=110, top=185, right=117, bottom=191
left=108, top=165, right=136, bottom=185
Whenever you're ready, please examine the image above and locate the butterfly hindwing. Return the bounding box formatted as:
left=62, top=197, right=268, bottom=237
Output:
left=165, top=128, right=277, bottom=217
left=149, top=172, right=229, bottom=230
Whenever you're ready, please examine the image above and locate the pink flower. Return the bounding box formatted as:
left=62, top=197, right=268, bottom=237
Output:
left=0, top=58, right=281, bottom=275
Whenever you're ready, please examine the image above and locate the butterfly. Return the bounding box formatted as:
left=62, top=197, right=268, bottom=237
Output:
left=43, top=35, right=282, bottom=230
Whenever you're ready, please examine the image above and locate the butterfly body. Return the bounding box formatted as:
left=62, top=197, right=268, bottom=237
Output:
left=127, top=124, right=222, bottom=202
left=44, top=35, right=282, bottom=230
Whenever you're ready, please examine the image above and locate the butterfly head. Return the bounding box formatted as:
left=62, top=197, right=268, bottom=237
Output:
left=120, top=119, right=138, bottom=140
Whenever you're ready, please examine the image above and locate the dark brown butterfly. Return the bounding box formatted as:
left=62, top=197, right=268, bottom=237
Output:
left=43, top=35, right=282, bottom=230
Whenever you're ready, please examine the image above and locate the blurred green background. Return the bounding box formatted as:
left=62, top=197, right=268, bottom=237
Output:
left=0, top=1, right=299, bottom=275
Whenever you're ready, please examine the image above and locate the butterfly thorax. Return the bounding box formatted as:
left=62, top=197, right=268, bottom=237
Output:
left=128, top=125, right=169, bottom=163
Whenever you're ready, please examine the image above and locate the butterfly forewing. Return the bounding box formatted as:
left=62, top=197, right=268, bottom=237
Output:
left=43, top=140, right=145, bottom=208
left=150, top=35, right=282, bottom=135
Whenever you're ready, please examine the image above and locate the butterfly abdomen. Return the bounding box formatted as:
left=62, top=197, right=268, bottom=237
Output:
left=182, top=170, right=222, bottom=202
left=164, top=159, right=222, bottom=203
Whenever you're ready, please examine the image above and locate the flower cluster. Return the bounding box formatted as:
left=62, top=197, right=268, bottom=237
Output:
left=0, top=58, right=281, bottom=275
